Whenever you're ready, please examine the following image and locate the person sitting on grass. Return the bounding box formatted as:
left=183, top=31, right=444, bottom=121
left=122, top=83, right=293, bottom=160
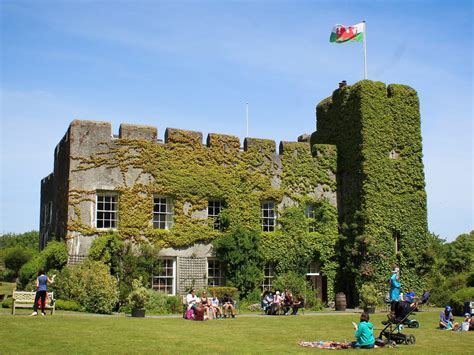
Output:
left=351, top=312, right=375, bottom=349
left=461, top=313, right=472, bottom=331
left=439, top=306, right=454, bottom=330
left=221, top=293, right=236, bottom=318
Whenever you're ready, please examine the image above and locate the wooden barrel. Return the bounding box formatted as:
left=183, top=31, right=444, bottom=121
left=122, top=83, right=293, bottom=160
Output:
left=335, top=292, right=346, bottom=311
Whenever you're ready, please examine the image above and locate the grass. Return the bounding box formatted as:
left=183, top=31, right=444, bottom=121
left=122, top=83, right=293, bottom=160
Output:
left=1, top=309, right=473, bottom=354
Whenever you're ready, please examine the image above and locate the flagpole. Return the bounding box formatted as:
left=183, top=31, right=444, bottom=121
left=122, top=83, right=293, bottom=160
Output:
left=246, top=103, right=249, bottom=137
left=363, top=20, right=368, bottom=79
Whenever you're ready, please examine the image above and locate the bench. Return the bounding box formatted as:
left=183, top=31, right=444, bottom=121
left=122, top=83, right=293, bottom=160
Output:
left=12, top=291, right=55, bottom=315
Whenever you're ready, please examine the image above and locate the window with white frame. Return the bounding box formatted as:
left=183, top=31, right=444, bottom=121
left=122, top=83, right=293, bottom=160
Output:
left=152, top=258, right=175, bottom=295
left=307, top=261, right=320, bottom=275
left=261, top=201, right=276, bottom=232
left=207, top=259, right=226, bottom=286
left=208, top=200, right=223, bottom=230
left=96, top=193, right=118, bottom=229
left=305, top=203, right=316, bottom=232
left=261, top=263, right=275, bottom=290
left=153, top=196, right=173, bottom=229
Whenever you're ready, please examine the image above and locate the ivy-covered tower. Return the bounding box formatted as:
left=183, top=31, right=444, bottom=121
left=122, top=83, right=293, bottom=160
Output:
left=311, top=80, right=429, bottom=306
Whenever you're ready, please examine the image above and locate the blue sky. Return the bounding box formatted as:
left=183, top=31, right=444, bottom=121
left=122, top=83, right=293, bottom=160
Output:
left=1, top=0, right=472, bottom=241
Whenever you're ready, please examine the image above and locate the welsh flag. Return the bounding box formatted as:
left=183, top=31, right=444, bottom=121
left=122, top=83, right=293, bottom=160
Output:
left=330, top=23, right=364, bottom=43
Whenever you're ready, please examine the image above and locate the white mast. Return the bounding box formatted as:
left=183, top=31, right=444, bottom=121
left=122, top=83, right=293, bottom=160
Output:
left=363, top=21, right=368, bottom=79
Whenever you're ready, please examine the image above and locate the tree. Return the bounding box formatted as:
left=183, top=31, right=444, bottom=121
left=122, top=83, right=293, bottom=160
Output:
left=0, top=231, right=39, bottom=249
left=213, top=226, right=263, bottom=298
left=88, top=233, right=161, bottom=306
left=444, top=231, right=474, bottom=275
left=3, top=246, right=35, bottom=277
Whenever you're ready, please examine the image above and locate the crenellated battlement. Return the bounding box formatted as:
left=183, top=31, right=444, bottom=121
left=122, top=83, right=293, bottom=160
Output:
left=65, top=119, right=313, bottom=158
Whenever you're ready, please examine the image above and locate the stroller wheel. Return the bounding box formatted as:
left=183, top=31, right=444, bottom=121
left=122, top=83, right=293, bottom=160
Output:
left=389, top=341, right=397, bottom=348
left=410, top=320, right=420, bottom=328
left=408, top=335, right=416, bottom=345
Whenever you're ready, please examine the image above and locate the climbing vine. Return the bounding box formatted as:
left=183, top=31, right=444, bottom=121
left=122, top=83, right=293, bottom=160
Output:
left=311, top=80, right=429, bottom=304
left=67, top=128, right=339, bottom=299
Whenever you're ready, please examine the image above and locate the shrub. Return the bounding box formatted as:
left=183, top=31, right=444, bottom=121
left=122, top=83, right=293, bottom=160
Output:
left=244, top=288, right=264, bottom=304
left=359, top=283, right=378, bottom=309
left=17, top=241, right=68, bottom=290
left=55, top=299, right=81, bottom=312
left=3, top=246, right=35, bottom=276
left=166, top=295, right=183, bottom=314
left=449, top=287, right=474, bottom=316
left=18, top=257, right=43, bottom=290
left=144, top=290, right=170, bottom=314
left=88, top=233, right=124, bottom=274
left=52, top=261, right=118, bottom=314
left=466, top=272, right=474, bottom=287
left=272, top=271, right=311, bottom=296
left=207, top=286, right=239, bottom=300
left=303, top=289, right=323, bottom=311
left=430, top=273, right=469, bottom=307
left=127, top=278, right=150, bottom=310
left=1, top=296, right=13, bottom=308
left=41, top=241, right=68, bottom=271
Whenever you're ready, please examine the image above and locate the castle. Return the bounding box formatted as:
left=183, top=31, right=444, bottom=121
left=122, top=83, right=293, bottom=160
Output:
left=40, top=80, right=429, bottom=305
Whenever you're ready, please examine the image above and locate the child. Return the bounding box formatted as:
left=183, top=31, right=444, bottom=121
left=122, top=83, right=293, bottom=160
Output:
left=351, top=312, right=375, bottom=349
left=461, top=313, right=472, bottom=331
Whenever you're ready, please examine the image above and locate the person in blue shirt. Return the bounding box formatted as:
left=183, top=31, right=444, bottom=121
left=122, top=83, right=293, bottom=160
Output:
left=31, top=269, right=55, bottom=316
left=352, top=312, right=375, bottom=349
left=389, top=267, right=401, bottom=312
left=439, top=306, right=454, bottom=329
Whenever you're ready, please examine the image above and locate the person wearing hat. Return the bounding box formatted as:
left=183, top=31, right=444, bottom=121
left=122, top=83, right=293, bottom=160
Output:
left=389, top=267, right=401, bottom=312
left=461, top=313, right=472, bottom=331
left=439, top=306, right=454, bottom=329
left=272, top=290, right=283, bottom=315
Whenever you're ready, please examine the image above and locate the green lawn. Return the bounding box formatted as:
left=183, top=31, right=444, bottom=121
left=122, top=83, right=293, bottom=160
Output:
left=1, top=310, right=472, bottom=354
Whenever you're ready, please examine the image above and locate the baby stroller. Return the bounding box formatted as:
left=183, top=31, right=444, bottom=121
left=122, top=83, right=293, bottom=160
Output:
left=396, top=300, right=420, bottom=328
left=379, top=301, right=417, bottom=346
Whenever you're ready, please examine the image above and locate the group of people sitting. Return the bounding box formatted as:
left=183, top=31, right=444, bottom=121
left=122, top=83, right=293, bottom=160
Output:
left=261, top=288, right=304, bottom=315
left=184, top=289, right=236, bottom=321
left=439, top=306, right=473, bottom=331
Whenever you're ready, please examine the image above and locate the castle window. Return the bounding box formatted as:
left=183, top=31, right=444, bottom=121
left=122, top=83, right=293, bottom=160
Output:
left=261, top=263, right=275, bottom=290
left=393, top=231, right=400, bottom=254
left=42, top=202, right=53, bottom=226
left=261, top=201, right=276, bottom=231
left=96, top=192, right=118, bottom=229
left=207, top=259, right=226, bottom=286
left=153, top=196, right=174, bottom=230
left=305, top=204, right=316, bottom=232
left=208, top=200, right=223, bottom=230
left=152, top=258, right=176, bottom=295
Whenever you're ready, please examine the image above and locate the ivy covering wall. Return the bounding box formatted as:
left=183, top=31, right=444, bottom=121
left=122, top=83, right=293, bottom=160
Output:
left=311, top=80, right=429, bottom=304
left=66, top=128, right=339, bottom=300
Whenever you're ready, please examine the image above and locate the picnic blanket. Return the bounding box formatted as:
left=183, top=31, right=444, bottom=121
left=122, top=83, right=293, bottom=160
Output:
left=299, top=341, right=350, bottom=350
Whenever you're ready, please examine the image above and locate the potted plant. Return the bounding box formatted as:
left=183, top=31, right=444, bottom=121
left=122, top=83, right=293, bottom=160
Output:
left=128, top=278, right=150, bottom=317
left=359, top=283, right=378, bottom=314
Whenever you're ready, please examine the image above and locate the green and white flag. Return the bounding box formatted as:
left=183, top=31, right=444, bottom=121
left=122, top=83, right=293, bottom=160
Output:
left=330, top=23, right=364, bottom=43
